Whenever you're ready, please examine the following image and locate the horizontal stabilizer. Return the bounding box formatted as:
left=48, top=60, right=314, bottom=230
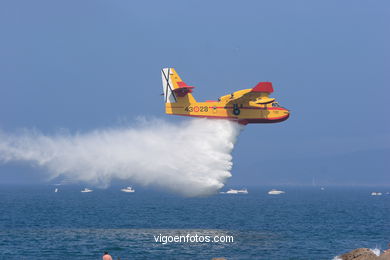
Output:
left=173, top=81, right=195, bottom=97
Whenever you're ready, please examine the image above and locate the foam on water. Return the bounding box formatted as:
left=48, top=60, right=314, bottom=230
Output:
left=371, top=248, right=381, bottom=256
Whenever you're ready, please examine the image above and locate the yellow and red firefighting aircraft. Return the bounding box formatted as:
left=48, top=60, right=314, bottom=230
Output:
left=161, top=68, right=289, bottom=125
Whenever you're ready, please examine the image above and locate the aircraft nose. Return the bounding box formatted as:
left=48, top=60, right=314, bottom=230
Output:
left=282, top=108, right=290, bottom=119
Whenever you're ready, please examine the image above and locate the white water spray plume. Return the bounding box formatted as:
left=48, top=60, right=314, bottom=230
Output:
left=0, top=119, right=242, bottom=196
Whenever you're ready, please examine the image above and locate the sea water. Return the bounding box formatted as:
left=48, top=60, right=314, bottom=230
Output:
left=0, top=185, right=388, bottom=260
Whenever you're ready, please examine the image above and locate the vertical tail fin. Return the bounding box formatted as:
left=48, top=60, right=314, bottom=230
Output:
left=161, top=68, right=177, bottom=103
left=161, top=68, right=196, bottom=104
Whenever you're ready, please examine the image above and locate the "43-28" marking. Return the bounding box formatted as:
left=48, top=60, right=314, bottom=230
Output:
left=184, top=106, right=208, bottom=112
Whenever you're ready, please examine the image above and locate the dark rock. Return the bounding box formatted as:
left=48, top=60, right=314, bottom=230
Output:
left=377, top=251, right=390, bottom=260
left=339, top=248, right=379, bottom=260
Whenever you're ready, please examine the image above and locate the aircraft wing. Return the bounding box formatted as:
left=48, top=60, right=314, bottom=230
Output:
left=224, top=82, right=275, bottom=105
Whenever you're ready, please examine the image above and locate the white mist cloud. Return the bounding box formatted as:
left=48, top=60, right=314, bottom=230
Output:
left=0, top=118, right=242, bottom=196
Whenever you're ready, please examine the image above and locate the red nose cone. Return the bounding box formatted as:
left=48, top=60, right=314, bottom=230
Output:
left=252, top=82, right=274, bottom=93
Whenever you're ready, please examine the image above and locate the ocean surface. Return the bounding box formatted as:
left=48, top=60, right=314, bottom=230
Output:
left=0, top=185, right=388, bottom=260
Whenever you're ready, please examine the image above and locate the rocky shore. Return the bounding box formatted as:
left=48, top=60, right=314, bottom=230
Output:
left=336, top=248, right=390, bottom=260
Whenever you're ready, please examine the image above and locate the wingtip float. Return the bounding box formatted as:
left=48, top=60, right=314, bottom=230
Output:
left=161, top=68, right=290, bottom=125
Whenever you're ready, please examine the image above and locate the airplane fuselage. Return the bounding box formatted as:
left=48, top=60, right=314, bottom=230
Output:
left=166, top=99, right=289, bottom=125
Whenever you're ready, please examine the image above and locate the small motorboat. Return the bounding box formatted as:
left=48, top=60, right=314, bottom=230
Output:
left=121, top=186, right=135, bottom=193
left=221, top=189, right=248, bottom=194
left=81, top=188, right=93, bottom=193
left=54, top=188, right=58, bottom=193
left=268, top=189, right=285, bottom=195
left=371, top=192, right=382, bottom=196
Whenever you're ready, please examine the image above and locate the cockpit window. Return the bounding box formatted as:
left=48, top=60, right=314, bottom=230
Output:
left=272, top=102, right=280, bottom=107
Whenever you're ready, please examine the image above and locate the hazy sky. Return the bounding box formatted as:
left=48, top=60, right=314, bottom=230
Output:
left=0, top=0, right=389, bottom=186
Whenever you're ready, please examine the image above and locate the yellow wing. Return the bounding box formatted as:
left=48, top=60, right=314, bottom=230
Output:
left=220, top=82, right=275, bottom=105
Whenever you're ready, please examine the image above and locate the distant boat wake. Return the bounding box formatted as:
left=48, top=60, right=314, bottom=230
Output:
left=0, top=118, right=242, bottom=196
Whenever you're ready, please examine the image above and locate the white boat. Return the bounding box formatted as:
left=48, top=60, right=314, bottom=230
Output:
left=371, top=192, right=382, bottom=196
left=121, top=186, right=135, bottom=193
left=222, top=189, right=248, bottom=194
left=81, top=188, right=93, bottom=193
left=268, top=189, right=285, bottom=195
left=54, top=188, right=58, bottom=193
